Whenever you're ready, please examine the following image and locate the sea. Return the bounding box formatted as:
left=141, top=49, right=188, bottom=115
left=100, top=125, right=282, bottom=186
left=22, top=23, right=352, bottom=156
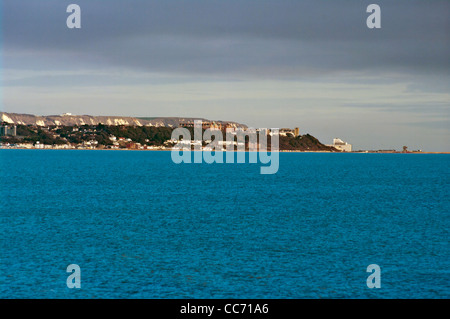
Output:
left=0, top=149, right=449, bottom=299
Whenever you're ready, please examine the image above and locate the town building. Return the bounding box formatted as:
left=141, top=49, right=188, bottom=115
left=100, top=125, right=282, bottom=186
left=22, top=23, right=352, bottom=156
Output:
left=0, top=125, right=17, bottom=136
left=327, top=138, right=352, bottom=152
left=279, top=127, right=300, bottom=137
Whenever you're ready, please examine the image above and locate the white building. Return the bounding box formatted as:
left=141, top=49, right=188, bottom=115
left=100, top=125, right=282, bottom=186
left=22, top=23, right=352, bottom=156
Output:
left=327, top=138, right=352, bottom=152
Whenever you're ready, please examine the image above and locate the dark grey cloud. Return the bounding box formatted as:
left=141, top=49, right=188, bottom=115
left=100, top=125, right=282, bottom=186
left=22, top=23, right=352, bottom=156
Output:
left=3, top=0, right=450, bottom=78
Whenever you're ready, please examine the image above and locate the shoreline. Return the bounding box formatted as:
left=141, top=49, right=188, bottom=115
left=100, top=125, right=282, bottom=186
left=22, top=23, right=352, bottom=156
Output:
left=1, top=147, right=449, bottom=154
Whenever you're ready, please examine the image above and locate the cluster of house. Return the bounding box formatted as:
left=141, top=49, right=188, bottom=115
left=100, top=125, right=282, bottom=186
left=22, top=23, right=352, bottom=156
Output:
left=165, top=138, right=248, bottom=150
left=0, top=138, right=170, bottom=150
left=1, top=122, right=354, bottom=152
left=106, top=136, right=167, bottom=150
left=165, top=127, right=300, bottom=151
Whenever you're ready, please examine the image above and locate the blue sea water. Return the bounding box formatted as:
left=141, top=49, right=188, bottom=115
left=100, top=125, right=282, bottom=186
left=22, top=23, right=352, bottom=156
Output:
left=0, top=149, right=449, bottom=299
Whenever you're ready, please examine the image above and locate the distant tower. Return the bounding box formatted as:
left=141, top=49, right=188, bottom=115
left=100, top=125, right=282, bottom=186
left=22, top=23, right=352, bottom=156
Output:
left=0, top=125, right=16, bottom=136
left=403, top=146, right=408, bottom=153
left=294, top=127, right=300, bottom=137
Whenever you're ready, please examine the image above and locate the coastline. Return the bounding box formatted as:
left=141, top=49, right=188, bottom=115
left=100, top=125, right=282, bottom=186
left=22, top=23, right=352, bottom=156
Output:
left=1, top=147, right=449, bottom=154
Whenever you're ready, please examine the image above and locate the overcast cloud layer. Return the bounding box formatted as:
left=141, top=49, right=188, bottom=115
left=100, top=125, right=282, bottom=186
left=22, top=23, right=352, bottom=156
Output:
left=2, top=0, right=449, bottom=151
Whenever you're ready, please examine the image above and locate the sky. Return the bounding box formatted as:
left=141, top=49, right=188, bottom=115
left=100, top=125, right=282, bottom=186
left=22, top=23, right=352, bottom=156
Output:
left=1, top=0, right=449, bottom=151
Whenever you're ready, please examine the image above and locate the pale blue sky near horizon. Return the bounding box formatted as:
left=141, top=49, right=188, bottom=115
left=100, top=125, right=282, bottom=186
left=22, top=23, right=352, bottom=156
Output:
left=1, top=0, right=449, bottom=151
